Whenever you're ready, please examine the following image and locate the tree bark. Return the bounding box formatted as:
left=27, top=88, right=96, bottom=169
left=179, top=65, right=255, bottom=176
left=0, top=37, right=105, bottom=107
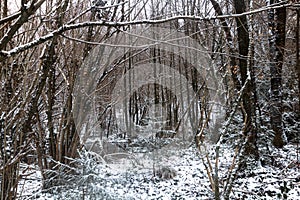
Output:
left=268, top=0, right=286, bottom=148
left=233, top=0, right=259, bottom=160
left=296, top=9, right=300, bottom=118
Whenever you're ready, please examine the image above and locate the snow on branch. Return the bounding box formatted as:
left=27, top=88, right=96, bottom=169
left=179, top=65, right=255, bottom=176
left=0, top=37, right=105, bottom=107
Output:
left=0, top=2, right=294, bottom=57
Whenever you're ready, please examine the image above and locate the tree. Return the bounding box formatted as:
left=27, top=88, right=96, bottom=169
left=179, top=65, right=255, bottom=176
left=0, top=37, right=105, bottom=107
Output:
left=268, top=0, right=287, bottom=148
left=233, top=0, right=259, bottom=160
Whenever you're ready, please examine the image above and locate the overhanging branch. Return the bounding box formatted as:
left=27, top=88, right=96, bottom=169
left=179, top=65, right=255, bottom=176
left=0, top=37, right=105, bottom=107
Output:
left=0, top=2, right=295, bottom=57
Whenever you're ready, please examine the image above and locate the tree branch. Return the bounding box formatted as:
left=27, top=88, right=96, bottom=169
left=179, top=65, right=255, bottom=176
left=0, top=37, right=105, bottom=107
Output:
left=0, top=2, right=293, bottom=57
left=0, top=12, right=21, bottom=25
left=0, top=0, right=46, bottom=50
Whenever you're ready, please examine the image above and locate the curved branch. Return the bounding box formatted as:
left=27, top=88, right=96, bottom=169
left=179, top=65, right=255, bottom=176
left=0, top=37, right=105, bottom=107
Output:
left=0, top=2, right=293, bottom=57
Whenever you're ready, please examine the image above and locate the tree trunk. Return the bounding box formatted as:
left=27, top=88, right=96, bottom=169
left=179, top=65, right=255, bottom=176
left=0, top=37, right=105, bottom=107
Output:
left=296, top=10, right=300, bottom=119
left=268, top=0, right=286, bottom=148
left=233, top=0, right=259, bottom=160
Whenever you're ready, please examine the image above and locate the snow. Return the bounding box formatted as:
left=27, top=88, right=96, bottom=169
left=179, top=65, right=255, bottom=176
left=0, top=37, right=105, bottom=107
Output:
left=14, top=142, right=300, bottom=199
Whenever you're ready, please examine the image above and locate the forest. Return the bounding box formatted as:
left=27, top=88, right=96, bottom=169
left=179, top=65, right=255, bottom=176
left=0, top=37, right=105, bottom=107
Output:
left=0, top=0, right=299, bottom=199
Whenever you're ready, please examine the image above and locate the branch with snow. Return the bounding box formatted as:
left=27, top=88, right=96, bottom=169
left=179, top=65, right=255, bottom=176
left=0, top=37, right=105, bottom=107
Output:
left=0, top=2, right=294, bottom=57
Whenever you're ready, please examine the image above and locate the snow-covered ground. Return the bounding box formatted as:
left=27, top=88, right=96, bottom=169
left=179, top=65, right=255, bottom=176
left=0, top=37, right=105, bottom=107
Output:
left=16, top=142, right=300, bottom=200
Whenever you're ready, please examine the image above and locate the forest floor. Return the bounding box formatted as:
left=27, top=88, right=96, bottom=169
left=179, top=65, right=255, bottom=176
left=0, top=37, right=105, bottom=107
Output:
left=16, top=141, right=300, bottom=200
